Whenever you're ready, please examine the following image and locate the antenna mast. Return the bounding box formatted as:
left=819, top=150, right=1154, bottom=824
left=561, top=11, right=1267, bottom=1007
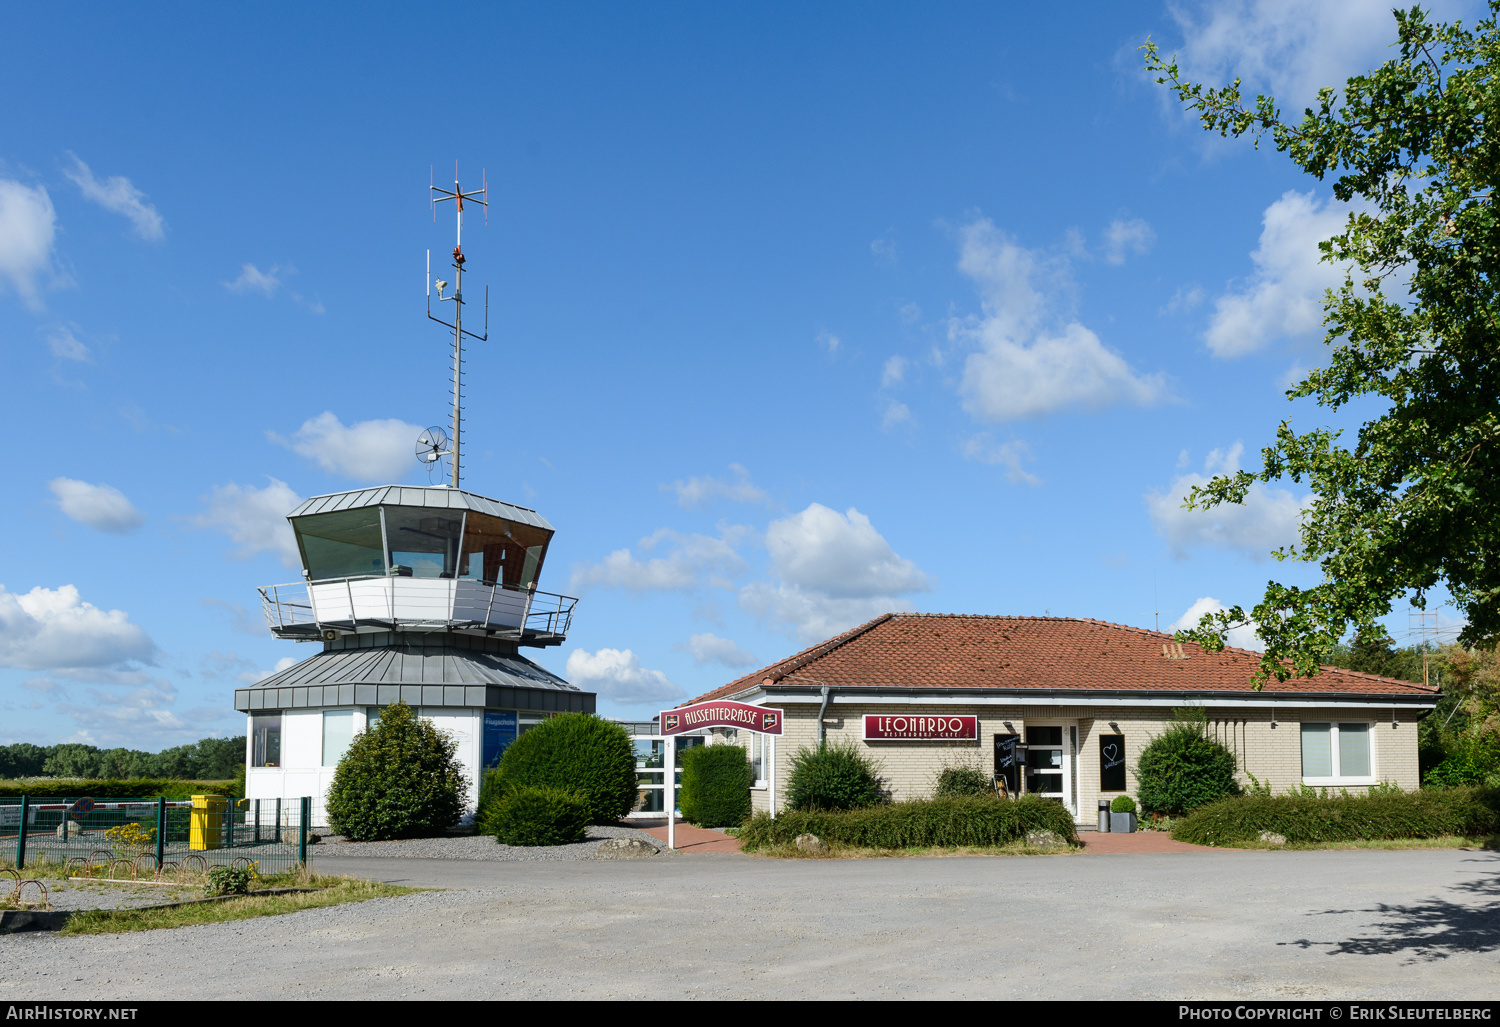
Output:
left=427, top=164, right=489, bottom=488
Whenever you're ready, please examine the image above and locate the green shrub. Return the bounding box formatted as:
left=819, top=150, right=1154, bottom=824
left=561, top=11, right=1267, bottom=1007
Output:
left=786, top=739, right=884, bottom=811
left=739, top=795, right=1078, bottom=851
left=1110, top=795, right=1137, bottom=814
left=204, top=863, right=256, bottom=896
left=679, top=744, right=752, bottom=828
left=1172, top=787, right=1500, bottom=846
left=934, top=766, right=991, bottom=798
left=1424, top=734, right=1500, bottom=787
left=325, top=701, right=468, bottom=840
left=492, top=713, right=636, bottom=824
left=481, top=785, right=591, bottom=846
left=1135, top=709, right=1240, bottom=816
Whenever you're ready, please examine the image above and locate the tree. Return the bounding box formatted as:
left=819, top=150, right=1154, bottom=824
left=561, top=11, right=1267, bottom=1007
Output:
left=491, top=713, right=638, bottom=824
left=1144, top=6, right=1500, bottom=683
left=325, top=701, right=468, bottom=840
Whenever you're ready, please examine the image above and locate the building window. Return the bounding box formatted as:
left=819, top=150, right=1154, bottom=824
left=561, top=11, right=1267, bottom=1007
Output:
left=748, top=732, right=767, bottom=788
left=1301, top=722, right=1373, bottom=783
left=252, top=713, right=282, bottom=768
left=322, top=710, right=355, bottom=767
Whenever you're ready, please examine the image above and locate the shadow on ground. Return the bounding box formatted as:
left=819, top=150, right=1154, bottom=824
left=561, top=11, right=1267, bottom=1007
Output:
left=1279, top=853, right=1500, bottom=962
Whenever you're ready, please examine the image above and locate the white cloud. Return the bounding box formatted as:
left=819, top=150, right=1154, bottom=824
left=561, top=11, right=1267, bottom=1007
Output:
left=952, top=219, right=1170, bottom=421
left=1103, top=217, right=1155, bottom=265
left=741, top=504, right=929, bottom=642
left=880, top=400, right=913, bottom=430
left=817, top=331, right=841, bottom=355
left=48, top=478, right=144, bottom=533
left=962, top=434, right=1041, bottom=486
left=1167, top=0, right=1470, bottom=110
left=0, top=584, right=155, bottom=671
left=662, top=464, right=769, bottom=509
left=268, top=411, right=422, bottom=482
left=881, top=355, right=908, bottom=387
left=1205, top=191, right=1349, bottom=357
left=237, top=656, right=297, bottom=686
left=1146, top=443, right=1312, bottom=559
left=1170, top=596, right=1264, bottom=652
left=44, top=323, right=90, bottom=362
left=570, top=528, right=747, bottom=593
left=0, top=179, right=57, bottom=309
left=192, top=478, right=303, bottom=568
left=565, top=648, right=685, bottom=705
left=62, top=154, right=164, bottom=241
left=225, top=263, right=284, bottom=295
left=871, top=237, right=897, bottom=263
left=200, top=597, right=268, bottom=637
left=1161, top=285, right=1204, bottom=316
left=675, top=633, right=758, bottom=668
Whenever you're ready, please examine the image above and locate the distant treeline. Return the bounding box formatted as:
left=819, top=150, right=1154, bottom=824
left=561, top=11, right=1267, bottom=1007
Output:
left=0, top=736, right=244, bottom=780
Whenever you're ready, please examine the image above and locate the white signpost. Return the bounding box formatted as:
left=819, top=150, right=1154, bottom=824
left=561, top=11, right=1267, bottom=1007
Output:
left=658, top=700, right=783, bottom=851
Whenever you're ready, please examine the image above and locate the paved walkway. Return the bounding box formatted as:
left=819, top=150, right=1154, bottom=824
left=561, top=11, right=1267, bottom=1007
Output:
left=1079, top=830, right=1218, bottom=854
left=637, top=822, right=742, bottom=853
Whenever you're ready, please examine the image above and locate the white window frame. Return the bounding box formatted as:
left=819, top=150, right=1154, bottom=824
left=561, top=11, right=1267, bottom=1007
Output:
left=1300, top=720, right=1376, bottom=786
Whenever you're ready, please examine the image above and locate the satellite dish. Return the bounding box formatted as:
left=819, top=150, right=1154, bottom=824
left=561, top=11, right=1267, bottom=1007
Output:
left=416, top=426, right=452, bottom=482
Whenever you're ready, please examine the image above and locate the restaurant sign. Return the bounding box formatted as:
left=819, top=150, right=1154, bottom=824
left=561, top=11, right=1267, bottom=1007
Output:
left=661, top=700, right=782, bottom=736
left=863, top=714, right=978, bottom=741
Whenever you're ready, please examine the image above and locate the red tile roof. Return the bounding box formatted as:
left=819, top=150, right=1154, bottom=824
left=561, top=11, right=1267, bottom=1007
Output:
left=683, top=614, right=1437, bottom=705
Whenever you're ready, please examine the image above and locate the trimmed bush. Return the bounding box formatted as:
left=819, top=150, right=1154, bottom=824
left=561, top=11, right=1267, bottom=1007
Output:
left=740, top=795, right=1078, bottom=851
left=786, top=739, right=884, bottom=811
left=1172, top=787, right=1500, bottom=846
left=0, top=779, right=240, bottom=799
left=326, top=700, right=468, bottom=840
left=934, top=766, right=991, bottom=798
left=482, top=785, right=591, bottom=846
left=679, top=744, right=752, bottom=828
left=1135, top=709, right=1240, bottom=816
left=1110, top=794, right=1137, bottom=814
left=492, top=713, right=637, bottom=824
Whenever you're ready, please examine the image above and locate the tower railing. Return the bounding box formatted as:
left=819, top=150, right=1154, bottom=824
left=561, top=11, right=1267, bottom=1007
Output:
left=257, top=575, right=576, bottom=642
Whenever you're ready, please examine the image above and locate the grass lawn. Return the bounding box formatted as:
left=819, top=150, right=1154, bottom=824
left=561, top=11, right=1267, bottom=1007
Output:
left=60, top=873, right=417, bottom=935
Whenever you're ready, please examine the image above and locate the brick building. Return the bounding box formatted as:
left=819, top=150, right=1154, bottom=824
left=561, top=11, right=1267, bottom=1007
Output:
left=680, top=614, right=1438, bottom=825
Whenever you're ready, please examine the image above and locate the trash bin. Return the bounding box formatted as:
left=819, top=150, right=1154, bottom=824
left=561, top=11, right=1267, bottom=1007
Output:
left=190, top=794, right=226, bottom=850
left=1097, top=799, right=1111, bottom=833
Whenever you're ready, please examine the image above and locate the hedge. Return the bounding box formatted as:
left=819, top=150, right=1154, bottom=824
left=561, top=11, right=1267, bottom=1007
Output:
left=738, top=795, right=1079, bottom=851
left=1171, top=787, right=1500, bottom=846
left=492, top=713, right=637, bottom=824
left=481, top=785, right=591, bottom=846
left=0, top=779, right=240, bottom=800
left=679, top=744, right=752, bottom=828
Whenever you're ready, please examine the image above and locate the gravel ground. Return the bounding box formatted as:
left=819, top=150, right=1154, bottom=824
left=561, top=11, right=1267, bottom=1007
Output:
left=4, top=877, right=200, bottom=912
left=309, top=824, right=670, bottom=862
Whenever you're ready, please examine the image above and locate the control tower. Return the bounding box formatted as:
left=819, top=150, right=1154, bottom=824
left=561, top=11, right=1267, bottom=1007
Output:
left=232, top=171, right=592, bottom=825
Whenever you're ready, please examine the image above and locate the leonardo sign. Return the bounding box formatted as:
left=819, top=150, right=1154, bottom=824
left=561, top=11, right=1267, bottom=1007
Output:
left=661, top=700, right=782, bottom=735
left=864, top=714, right=978, bottom=741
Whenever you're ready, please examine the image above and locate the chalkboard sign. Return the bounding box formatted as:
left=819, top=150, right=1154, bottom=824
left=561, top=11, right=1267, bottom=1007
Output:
left=993, top=733, right=1020, bottom=796
left=1099, top=733, right=1126, bottom=792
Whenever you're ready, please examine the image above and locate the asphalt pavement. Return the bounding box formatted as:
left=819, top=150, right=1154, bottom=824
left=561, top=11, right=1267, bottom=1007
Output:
left=2, top=847, right=1496, bottom=1000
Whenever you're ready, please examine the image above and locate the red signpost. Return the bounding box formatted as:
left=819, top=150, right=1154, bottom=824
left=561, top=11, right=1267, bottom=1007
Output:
left=658, top=700, right=783, bottom=851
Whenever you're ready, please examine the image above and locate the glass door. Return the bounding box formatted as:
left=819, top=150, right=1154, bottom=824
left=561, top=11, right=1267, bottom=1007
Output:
left=630, top=735, right=703, bottom=815
left=1025, top=725, right=1069, bottom=806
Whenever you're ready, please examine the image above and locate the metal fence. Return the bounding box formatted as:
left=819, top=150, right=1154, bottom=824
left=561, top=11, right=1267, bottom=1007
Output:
left=0, top=795, right=313, bottom=876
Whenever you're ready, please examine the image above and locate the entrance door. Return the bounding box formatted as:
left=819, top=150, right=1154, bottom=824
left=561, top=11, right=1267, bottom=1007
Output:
left=1025, top=724, right=1074, bottom=814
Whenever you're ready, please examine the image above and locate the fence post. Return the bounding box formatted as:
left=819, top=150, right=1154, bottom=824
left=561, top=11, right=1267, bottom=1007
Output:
left=14, top=795, right=28, bottom=870
left=254, top=799, right=260, bottom=844
left=298, top=797, right=310, bottom=866
left=155, top=796, right=165, bottom=867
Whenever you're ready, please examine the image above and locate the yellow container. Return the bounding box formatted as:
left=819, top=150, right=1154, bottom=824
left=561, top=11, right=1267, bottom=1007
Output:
left=189, top=794, right=227, bottom=850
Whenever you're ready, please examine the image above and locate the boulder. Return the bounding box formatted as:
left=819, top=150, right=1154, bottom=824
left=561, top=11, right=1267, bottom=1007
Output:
left=793, top=833, right=826, bottom=853
left=55, top=819, right=84, bottom=840
left=595, top=837, right=659, bottom=858
left=1025, top=829, right=1066, bottom=847
left=1258, top=831, right=1287, bottom=846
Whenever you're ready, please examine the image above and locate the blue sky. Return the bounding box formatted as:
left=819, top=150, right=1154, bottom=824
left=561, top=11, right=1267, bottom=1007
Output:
left=0, top=1, right=1475, bottom=746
